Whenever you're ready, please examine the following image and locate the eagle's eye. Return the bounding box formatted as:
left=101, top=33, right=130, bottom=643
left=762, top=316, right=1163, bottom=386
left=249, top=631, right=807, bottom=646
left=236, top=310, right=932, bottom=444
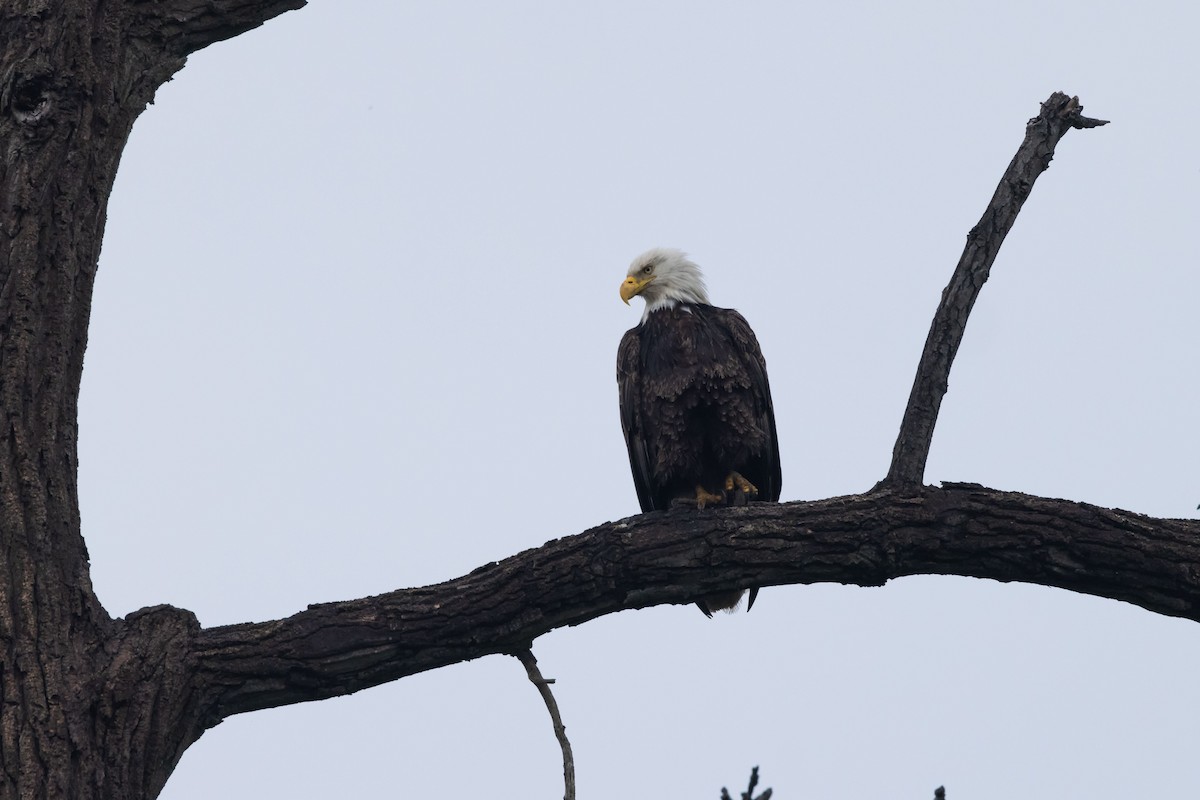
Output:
left=642, top=265, right=653, bottom=274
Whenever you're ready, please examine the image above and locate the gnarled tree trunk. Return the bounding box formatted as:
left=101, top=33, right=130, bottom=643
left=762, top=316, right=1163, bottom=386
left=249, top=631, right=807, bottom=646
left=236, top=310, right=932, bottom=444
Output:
left=0, top=3, right=302, bottom=796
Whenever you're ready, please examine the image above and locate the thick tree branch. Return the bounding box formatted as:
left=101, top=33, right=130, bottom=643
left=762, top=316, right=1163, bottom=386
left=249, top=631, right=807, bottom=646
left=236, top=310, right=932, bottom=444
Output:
left=883, top=93, right=1108, bottom=489
left=131, top=0, right=307, bottom=57
left=189, top=485, right=1199, bottom=725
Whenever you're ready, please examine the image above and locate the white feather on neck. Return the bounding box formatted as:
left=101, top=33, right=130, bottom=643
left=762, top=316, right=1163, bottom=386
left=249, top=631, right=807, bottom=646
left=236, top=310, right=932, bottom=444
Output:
left=641, top=295, right=695, bottom=322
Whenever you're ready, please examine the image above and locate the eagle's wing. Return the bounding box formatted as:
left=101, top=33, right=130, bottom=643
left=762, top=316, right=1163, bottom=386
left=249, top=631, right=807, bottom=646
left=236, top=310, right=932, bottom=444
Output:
left=720, top=309, right=782, bottom=502
left=617, top=327, right=657, bottom=512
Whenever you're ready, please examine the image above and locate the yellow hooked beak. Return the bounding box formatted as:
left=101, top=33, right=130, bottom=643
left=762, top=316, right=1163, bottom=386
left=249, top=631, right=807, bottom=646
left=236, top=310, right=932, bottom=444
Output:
left=620, top=275, right=654, bottom=304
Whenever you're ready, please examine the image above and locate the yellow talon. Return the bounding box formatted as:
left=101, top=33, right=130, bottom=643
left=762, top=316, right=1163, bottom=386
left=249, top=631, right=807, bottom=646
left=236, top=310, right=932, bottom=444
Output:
left=694, top=485, right=725, bottom=510
left=724, top=471, right=759, bottom=497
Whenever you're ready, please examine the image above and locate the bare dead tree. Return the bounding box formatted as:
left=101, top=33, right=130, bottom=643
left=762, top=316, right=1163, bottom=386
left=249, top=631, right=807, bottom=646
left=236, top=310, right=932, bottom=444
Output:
left=721, top=766, right=772, bottom=800
left=0, top=1, right=1173, bottom=798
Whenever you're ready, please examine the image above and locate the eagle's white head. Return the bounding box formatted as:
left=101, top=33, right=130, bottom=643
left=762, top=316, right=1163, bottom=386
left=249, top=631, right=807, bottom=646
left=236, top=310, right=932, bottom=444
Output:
left=619, top=247, right=711, bottom=322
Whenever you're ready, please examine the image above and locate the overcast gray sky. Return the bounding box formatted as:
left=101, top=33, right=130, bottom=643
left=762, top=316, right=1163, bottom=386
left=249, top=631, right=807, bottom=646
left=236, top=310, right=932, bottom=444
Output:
left=80, top=2, right=1199, bottom=797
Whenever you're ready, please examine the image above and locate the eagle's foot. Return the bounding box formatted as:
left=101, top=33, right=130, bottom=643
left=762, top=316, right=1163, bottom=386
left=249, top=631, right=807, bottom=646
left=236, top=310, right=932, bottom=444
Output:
left=694, top=484, right=725, bottom=510
left=723, top=471, right=759, bottom=502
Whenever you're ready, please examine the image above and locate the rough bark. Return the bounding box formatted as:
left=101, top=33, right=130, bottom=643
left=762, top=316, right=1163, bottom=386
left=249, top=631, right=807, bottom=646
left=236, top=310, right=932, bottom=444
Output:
left=187, top=485, right=1200, bottom=718
left=0, top=1, right=1137, bottom=797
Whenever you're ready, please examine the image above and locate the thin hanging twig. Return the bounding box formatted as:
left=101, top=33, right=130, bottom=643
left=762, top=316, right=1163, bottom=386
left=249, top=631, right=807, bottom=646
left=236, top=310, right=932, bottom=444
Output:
left=513, top=647, right=575, bottom=800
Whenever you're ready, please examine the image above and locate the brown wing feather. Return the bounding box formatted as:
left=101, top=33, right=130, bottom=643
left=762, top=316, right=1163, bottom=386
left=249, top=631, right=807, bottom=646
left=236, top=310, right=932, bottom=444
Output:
left=617, top=327, right=657, bottom=511
left=710, top=307, right=782, bottom=502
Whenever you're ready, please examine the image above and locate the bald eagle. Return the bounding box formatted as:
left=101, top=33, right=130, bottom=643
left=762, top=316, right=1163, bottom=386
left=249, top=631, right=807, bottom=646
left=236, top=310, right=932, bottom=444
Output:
left=617, top=248, right=781, bottom=616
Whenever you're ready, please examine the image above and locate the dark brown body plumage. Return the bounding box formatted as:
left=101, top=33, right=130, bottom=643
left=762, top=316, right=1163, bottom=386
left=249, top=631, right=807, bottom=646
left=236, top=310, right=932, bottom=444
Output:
left=617, top=303, right=781, bottom=513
